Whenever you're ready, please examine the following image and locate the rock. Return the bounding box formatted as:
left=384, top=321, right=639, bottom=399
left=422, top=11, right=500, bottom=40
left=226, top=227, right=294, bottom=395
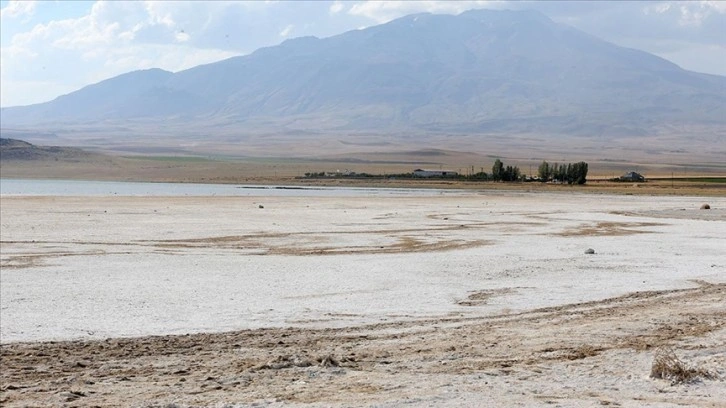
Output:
left=700, top=204, right=710, bottom=210
left=585, top=248, right=595, bottom=255
left=259, top=205, right=264, bottom=209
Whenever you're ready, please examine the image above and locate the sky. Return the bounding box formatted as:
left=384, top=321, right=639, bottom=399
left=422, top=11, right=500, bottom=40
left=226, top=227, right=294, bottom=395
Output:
left=1, top=0, right=724, bottom=107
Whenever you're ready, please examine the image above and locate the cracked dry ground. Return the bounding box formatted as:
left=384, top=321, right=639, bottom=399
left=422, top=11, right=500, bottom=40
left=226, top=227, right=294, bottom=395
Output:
left=2, top=282, right=724, bottom=407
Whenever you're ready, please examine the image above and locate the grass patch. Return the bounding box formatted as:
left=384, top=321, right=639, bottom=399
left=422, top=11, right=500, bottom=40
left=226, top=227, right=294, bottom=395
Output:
left=649, top=177, right=726, bottom=183
left=678, top=177, right=726, bottom=183
left=121, top=155, right=220, bottom=163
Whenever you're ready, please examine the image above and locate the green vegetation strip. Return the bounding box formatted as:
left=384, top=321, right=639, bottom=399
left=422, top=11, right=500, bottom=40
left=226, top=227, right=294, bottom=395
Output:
left=649, top=177, right=726, bottom=183
left=122, top=155, right=220, bottom=163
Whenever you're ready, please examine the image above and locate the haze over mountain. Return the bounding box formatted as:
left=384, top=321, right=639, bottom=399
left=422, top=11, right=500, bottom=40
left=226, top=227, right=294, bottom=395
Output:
left=2, top=9, right=725, bottom=142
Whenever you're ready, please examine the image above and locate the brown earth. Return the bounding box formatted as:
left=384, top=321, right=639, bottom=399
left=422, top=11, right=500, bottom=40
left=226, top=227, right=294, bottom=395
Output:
left=2, top=138, right=725, bottom=196
left=1, top=154, right=724, bottom=197
left=1, top=282, right=724, bottom=407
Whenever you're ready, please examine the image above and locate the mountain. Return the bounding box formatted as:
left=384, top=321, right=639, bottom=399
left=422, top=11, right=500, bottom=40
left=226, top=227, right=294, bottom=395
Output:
left=2, top=9, right=725, bottom=139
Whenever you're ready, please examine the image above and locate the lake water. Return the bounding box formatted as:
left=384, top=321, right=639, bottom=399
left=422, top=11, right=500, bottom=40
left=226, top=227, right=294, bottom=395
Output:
left=0, top=178, right=464, bottom=197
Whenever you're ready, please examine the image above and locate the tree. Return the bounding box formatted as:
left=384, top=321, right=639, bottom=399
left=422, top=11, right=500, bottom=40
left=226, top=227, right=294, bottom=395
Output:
left=556, top=163, right=567, bottom=183
left=572, top=161, right=588, bottom=184
left=538, top=161, right=550, bottom=181
left=492, top=159, right=504, bottom=181
left=566, top=163, right=574, bottom=183
left=503, top=165, right=521, bottom=182
left=470, top=171, right=488, bottom=180
left=534, top=160, right=589, bottom=184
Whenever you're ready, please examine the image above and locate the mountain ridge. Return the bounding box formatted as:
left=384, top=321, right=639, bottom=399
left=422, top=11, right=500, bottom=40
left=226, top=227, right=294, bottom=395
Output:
left=2, top=9, right=725, bottom=139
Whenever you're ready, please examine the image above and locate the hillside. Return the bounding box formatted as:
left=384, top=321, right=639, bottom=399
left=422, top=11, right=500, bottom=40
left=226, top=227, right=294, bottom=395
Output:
left=1, top=9, right=725, bottom=142
left=0, top=138, right=92, bottom=161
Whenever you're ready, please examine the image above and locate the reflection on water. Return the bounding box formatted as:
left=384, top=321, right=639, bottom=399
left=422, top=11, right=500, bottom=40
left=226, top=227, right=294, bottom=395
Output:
left=0, top=178, right=463, bottom=197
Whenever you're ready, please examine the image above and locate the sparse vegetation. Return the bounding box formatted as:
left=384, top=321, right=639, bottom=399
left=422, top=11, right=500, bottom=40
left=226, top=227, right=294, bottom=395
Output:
left=302, top=159, right=591, bottom=184
left=650, top=347, right=713, bottom=384
left=122, top=155, right=220, bottom=163
left=668, top=177, right=726, bottom=183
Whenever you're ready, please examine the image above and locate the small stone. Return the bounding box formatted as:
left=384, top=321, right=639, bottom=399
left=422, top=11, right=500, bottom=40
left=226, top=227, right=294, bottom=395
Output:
left=700, top=204, right=710, bottom=210
left=585, top=248, right=595, bottom=255
left=259, top=205, right=264, bottom=209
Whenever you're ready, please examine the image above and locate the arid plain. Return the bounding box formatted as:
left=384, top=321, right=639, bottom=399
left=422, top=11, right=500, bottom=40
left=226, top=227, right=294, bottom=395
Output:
left=3, top=2, right=726, bottom=405
left=1, top=184, right=724, bottom=407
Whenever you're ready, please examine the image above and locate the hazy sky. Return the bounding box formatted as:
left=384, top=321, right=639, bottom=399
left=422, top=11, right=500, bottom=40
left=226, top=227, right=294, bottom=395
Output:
left=1, top=0, right=724, bottom=107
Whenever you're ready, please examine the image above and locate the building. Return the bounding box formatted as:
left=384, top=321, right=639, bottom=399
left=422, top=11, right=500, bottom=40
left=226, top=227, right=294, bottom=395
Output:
left=619, top=171, right=645, bottom=182
left=413, top=169, right=459, bottom=178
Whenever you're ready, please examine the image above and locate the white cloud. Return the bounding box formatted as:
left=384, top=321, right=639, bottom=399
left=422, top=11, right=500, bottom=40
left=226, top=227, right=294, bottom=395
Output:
left=0, top=0, right=36, bottom=20
left=279, top=24, right=294, bottom=38
left=644, top=2, right=671, bottom=15
left=348, top=0, right=499, bottom=23
left=643, top=1, right=726, bottom=26
left=0, top=0, right=244, bottom=106
left=675, top=1, right=726, bottom=26
left=0, top=43, right=37, bottom=59
left=175, top=30, right=190, bottom=42
left=701, top=0, right=726, bottom=14
left=329, top=1, right=345, bottom=15
left=678, top=4, right=708, bottom=26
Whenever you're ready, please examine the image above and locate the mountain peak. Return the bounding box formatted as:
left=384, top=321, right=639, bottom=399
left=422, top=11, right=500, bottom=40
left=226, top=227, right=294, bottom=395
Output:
left=2, top=9, right=724, bottom=140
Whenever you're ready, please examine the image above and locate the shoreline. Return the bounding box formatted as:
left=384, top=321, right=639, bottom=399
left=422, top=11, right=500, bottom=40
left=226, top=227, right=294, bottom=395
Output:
left=2, top=175, right=725, bottom=197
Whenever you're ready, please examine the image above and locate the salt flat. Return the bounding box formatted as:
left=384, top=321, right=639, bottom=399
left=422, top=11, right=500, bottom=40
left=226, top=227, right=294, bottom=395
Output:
left=1, top=191, right=723, bottom=342
left=0, top=190, right=724, bottom=407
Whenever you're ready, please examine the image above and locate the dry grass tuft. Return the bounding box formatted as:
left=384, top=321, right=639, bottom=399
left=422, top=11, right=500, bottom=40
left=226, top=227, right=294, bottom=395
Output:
left=567, top=345, right=601, bottom=360
left=650, top=347, right=713, bottom=384
left=317, top=355, right=340, bottom=367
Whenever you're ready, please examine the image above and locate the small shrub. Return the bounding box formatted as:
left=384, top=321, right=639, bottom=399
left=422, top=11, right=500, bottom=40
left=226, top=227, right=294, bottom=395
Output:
left=650, top=347, right=713, bottom=384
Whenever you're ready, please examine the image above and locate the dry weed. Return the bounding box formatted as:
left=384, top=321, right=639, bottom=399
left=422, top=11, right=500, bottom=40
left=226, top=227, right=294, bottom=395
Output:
left=567, top=345, right=601, bottom=360
left=650, top=347, right=713, bottom=384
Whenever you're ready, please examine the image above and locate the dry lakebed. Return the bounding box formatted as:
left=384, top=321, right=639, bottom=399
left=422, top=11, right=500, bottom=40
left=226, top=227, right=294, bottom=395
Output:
left=1, top=184, right=724, bottom=407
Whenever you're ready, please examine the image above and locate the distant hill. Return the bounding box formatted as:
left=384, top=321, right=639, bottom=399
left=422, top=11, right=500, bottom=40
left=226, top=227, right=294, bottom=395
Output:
left=2, top=9, right=725, bottom=139
left=0, top=138, right=92, bottom=161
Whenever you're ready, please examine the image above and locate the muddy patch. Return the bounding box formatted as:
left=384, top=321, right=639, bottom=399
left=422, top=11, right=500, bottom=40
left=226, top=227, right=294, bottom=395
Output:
left=145, top=234, right=491, bottom=256
left=457, top=288, right=516, bottom=306
left=554, top=221, right=666, bottom=237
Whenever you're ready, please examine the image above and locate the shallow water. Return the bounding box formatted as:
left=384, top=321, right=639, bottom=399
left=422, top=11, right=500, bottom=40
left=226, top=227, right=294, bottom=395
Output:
left=0, top=178, right=465, bottom=197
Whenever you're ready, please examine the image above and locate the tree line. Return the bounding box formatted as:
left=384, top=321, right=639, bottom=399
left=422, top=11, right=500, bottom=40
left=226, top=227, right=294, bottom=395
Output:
left=303, top=159, right=589, bottom=184
left=489, top=159, right=588, bottom=184
left=537, top=160, right=589, bottom=184
left=490, top=159, right=521, bottom=182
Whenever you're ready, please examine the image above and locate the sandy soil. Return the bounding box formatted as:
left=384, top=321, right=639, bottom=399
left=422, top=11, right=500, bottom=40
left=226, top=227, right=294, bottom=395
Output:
left=1, top=191, right=725, bottom=406
left=0, top=283, right=724, bottom=407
